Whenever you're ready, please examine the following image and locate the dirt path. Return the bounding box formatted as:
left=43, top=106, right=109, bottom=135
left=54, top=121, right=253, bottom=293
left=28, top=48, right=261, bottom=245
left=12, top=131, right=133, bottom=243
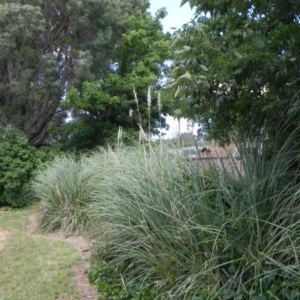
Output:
left=0, top=210, right=99, bottom=300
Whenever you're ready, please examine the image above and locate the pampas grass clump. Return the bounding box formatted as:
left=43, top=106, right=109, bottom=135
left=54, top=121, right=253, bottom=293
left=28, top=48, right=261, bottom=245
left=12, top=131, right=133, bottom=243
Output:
left=31, top=154, right=94, bottom=234
left=87, top=139, right=300, bottom=298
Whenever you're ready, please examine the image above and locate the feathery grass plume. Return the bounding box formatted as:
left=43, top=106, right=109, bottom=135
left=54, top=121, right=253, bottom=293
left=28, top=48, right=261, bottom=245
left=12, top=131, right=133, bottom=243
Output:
left=147, top=86, right=151, bottom=146
left=133, top=87, right=138, bottom=104
left=138, top=123, right=148, bottom=142
left=158, top=91, right=163, bottom=151
left=157, top=91, right=162, bottom=113
left=31, top=154, right=94, bottom=235
left=133, top=87, right=145, bottom=143
left=147, top=86, right=152, bottom=109
left=87, top=129, right=300, bottom=298
left=117, top=126, right=123, bottom=148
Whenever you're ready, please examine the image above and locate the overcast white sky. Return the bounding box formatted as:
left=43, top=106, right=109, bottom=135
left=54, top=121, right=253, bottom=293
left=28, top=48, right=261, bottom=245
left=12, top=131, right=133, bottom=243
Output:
left=149, top=0, right=197, bottom=138
left=149, top=0, right=195, bottom=33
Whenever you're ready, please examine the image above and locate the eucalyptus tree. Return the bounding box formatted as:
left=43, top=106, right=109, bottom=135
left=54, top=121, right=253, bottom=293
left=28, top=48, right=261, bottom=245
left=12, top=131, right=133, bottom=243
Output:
left=0, top=0, right=143, bottom=147
left=170, top=0, right=300, bottom=145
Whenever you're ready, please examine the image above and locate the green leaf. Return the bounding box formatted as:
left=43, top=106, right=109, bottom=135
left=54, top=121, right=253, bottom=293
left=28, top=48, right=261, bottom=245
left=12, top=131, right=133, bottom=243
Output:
left=174, top=86, right=184, bottom=98
left=232, top=68, right=243, bottom=75
left=252, top=37, right=265, bottom=49
left=200, top=64, right=209, bottom=72
left=233, top=51, right=243, bottom=59
left=179, top=71, right=192, bottom=80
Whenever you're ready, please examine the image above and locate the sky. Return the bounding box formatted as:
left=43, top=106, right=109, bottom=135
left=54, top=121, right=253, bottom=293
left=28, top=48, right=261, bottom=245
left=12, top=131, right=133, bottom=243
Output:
left=149, top=0, right=195, bottom=33
left=149, top=0, right=197, bottom=138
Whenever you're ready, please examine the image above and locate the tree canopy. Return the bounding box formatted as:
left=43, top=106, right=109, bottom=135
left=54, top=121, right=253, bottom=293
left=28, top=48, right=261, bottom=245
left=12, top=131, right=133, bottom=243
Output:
left=3, top=0, right=297, bottom=149
left=0, top=0, right=144, bottom=147
left=56, top=10, right=172, bottom=150
left=171, top=0, right=300, bottom=144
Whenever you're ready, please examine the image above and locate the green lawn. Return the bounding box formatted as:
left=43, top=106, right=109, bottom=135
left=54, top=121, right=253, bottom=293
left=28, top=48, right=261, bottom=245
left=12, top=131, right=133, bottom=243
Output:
left=0, top=207, right=81, bottom=300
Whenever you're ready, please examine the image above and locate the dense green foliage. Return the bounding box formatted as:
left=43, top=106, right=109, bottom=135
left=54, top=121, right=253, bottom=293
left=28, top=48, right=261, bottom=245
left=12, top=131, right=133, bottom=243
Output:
left=0, top=0, right=144, bottom=147
left=23, top=0, right=300, bottom=298
left=86, top=144, right=300, bottom=298
left=0, top=128, right=46, bottom=207
left=31, top=139, right=300, bottom=298
left=58, top=11, right=172, bottom=151
left=171, top=0, right=300, bottom=145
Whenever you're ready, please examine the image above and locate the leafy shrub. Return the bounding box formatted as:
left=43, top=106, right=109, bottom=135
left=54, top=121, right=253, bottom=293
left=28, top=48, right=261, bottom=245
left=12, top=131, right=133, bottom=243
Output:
left=0, top=128, right=46, bottom=207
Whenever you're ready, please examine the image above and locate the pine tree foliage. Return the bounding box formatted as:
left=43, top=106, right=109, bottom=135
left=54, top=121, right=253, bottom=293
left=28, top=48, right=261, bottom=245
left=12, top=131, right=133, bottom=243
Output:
left=0, top=0, right=143, bottom=147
